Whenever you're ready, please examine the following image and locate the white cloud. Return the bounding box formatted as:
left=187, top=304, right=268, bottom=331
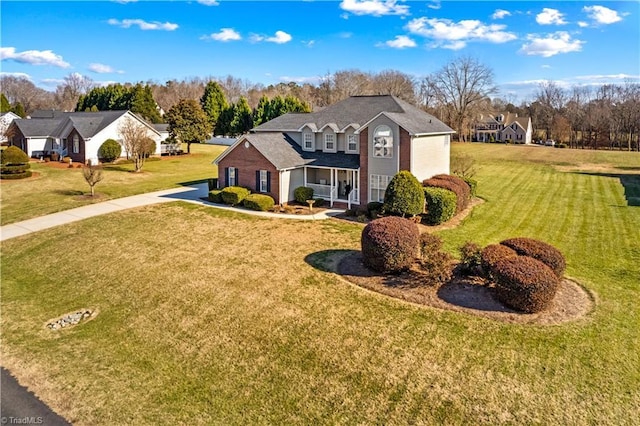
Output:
left=339, top=0, right=409, bottom=17
left=107, top=18, right=178, bottom=31
left=252, top=31, right=292, bottom=44
left=541, top=64, right=551, bottom=69
left=519, top=32, right=583, bottom=57
left=536, top=8, right=567, bottom=25
left=427, top=0, right=441, bottom=10
left=279, top=75, right=325, bottom=85
left=88, top=63, right=124, bottom=74
left=40, top=78, right=66, bottom=87
left=0, top=72, right=32, bottom=80
left=382, top=35, right=417, bottom=49
left=577, top=21, right=589, bottom=28
left=303, top=40, right=316, bottom=48
left=407, top=17, right=517, bottom=49
left=202, top=28, right=241, bottom=42
left=574, top=73, right=640, bottom=82
left=583, top=5, right=624, bottom=25
left=0, top=47, right=70, bottom=68
left=197, top=0, right=219, bottom=5
left=113, top=0, right=138, bottom=3
left=339, top=32, right=353, bottom=39
left=492, top=9, right=511, bottom=20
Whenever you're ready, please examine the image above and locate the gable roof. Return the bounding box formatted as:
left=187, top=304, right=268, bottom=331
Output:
left=215, top=132, right=359, bottom=171
left=253, top=95, right=454, bottom=135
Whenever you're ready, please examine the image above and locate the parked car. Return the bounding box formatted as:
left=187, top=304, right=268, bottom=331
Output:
left=544, top=139, right=556, bottom=147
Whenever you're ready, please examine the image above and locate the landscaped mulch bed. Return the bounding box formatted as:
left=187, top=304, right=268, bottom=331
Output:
left=335, top=251, right=595, bottom=325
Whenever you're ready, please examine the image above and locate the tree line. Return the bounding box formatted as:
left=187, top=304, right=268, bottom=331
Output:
left=1, top=58, right=638, bottom=151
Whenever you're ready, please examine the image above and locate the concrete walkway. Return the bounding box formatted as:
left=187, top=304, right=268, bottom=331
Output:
left=1, top=182, right=344, bottom=242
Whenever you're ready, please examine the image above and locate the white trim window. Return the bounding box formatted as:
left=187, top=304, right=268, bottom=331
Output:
left=373, top=125, right=393, bottom=158
left=303, top=132, right=314, bottom=151
left=347, top=134, right=358, bottom=153
left=228, top=167, right=236, bottom=186
left=72, top=134, right=80, bottom=154
left=324, top=133, right=336, bottom=152
left=370, top=174, right=392, bottom=203
left=259, top=170, right=268, bottom=193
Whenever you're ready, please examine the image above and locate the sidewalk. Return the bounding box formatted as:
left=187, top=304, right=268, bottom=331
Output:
left=1, top=183, right=344, bottom=242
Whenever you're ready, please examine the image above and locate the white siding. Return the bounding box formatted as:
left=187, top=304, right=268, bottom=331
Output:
left=285, top=168, right=305, bottom=203
left=411, top=134, right=450, bottom=182
left=26, top=138, right=47, bottom=156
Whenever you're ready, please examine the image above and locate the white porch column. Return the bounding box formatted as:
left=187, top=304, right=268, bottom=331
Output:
left=304, top=167, right=307, bottom=187
left=330, top=168, right=334, bottom=207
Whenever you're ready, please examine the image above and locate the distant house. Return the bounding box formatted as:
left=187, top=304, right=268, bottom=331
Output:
left=0, top=111, right=20, bottom=144
left=8, top=110, right=162, bottom=164
left=215, top=95, right=454, bottom=208
left=474, top=112, right=532, bottom=144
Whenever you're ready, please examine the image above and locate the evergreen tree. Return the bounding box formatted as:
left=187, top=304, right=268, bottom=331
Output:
left=253, top=95, right=270, bottom=125
left=11, top=102, right=25, bottom=118
left=230, top=97, right=253, bottom=136
left=165, top=99, right=211, bottom=154
left=216, top=105, right=234, bottom=136
left=130, top=84, right=163, bottom=123
left=200, top=81, right=228, bottom=133
left=76, top=83, right=162, bottom=123
left=0, top=93, right=11, bottom=113
left=383, top=171, right=425, bottom=217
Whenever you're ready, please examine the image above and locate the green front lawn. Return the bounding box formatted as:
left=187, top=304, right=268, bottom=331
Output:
left=0, top=143, right=226, bottom=225
left=1, top=144, right=639, bottom=424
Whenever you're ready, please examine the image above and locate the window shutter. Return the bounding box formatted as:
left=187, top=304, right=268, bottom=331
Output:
left=266, top=171, right=271, bottom=192
left=256, top=170, right=260, bottom=191
left=225, top=167, right=229, bottom=187
left=235, top=169, right=238, bottom=186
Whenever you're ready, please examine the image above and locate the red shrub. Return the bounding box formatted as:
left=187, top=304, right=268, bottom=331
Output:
left=361, top=216, right=420, bottom=273
left=418, top=233, right=453, bottom=286
left=500, top=238, right=566, bottom=278
left=492, top=256, right=560, bottom=313
left=423, top=174, right=470, bottom=213
left=480, top=244, right=518, bottom=276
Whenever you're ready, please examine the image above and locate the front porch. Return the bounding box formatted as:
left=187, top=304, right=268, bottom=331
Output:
left=304, top=167, right=360, bottom=208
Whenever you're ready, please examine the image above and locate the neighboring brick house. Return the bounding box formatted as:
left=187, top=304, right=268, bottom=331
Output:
left=215, top=95, right=455, bottom=208
left=474, top=112, right=532, bottom=144
left=8, top=110, right=162, bottom=164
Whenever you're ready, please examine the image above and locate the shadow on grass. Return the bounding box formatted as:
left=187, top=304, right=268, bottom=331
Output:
left=573, top=171, right=640, bottom=206
left=304, top=249, right=357, bottom=273
left=53, top=189, right=84, bottom=196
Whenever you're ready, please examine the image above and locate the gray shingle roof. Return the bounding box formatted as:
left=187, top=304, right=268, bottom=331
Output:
left=238, top=132, right=359, bottom=170
left=12, top=111, right=134, bottom=139
left=253, top=95, right=454, bottom=135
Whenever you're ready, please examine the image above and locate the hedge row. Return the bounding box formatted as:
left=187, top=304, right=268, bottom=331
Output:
left=1, top=163, right=31, bottom=174
left=423, top=174, right=471, bottom=213
left=500, top=237, right=566, bottom=278
left=0, top=170, right=32, bottom=180
left=480, top=244, right=518, bottom=275
left=220, top=186, right=251, bottom=205
left=243, top=194, right=275, bottom=211
left=361, top=216, right=420, bottom=273
left=208, top=190, right=223, bottom=203
left=209, top=188, right=276, bottom=211
left=423, top=187, right=456, bottom=225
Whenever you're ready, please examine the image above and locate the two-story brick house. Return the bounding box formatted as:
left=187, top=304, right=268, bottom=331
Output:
left=215, top=95, right=455, bottom=208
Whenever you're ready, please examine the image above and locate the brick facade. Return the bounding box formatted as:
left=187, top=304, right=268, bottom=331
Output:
left=399, top=128, right=411, bottom=172
left=217, top=141, right=280, bottom=203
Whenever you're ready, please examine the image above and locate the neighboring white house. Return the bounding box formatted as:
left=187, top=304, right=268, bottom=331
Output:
left=474, top=112, right=533, bottom=144
left=0, top=111, right=20, bottom=144
left=8, top=110, right=162, bottom=164
left=215, top=95, right=455, bottom=208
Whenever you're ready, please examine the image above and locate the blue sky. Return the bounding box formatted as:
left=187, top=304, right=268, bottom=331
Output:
left=1, top=0, right=639, bottom=102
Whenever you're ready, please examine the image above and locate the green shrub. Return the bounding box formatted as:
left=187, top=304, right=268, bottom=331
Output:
left=423, top=174, right=471, bottom=213
left=383, top=170, right=425, bottom=217
left=243, top=194, right=275, bottom=211
left=462, top=177, right=478, bottom=197
left=367, top=201, right=384, bottom=218
left=221, top=186, right=251, bottom=205
left=208, top=190, right=223, bottom=203
left=1, top=146, right=29, bottom=164
left=418, top=233, right=453, bottom=286
left=294, top=186, right=314, bottom=204
left=459, top=241, right=482, bottom=275
left=312, top=197, right=325, bottom=208
left=1, top=163, right=31, bottom=174
left=492, top=256, right=560, bottom=313
left=500, top=237, right=566, bottom=278
left=0, top=170, right=32, bottom=179
left=423, top=187, right=456, bottom=225
left=361, top=216, right=420, bottom=274
left=98, top=139, right=122, bottom=162
left=480, top=244, right=518, bottom=277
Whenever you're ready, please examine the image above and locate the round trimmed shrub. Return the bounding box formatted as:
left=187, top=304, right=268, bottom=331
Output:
left=492, top=256, right=560, bottom=313
left=208, top=189, right=223, bottom=203
left=312, top=197, right=325, bottom=208
left=98, top=139, right=122, bottom=162
left=294, top=186, right=314, bottom=204
left=423, top=187, right=456, bottom=225
left=221, top=186, right=251, bottom=205
left=243, top=194, right=275, bottom=211
left=1, top=146, right=29, bottom=164
left=361, top=216, right=420, bottom=274
left=423, top=174, right=471, bottom=213
left=383, top=171, right=425, bottom=217
left=500, top=237, right=566, bottom=278
left=480, top=244, right=518, bottom=276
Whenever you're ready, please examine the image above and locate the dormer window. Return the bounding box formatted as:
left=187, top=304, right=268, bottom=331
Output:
left=347, top=134, right=358, bottom=153
left=303, top=132, right=314, bottom=151
left=373, top=125, right=393, bottom=158
left=324, top=133, right=336, bottom=152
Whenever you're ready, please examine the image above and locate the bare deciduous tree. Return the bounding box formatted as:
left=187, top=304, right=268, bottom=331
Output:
left=118, top=116, right=156, bottom=172
left=82, top=164, right=103, bottom=196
